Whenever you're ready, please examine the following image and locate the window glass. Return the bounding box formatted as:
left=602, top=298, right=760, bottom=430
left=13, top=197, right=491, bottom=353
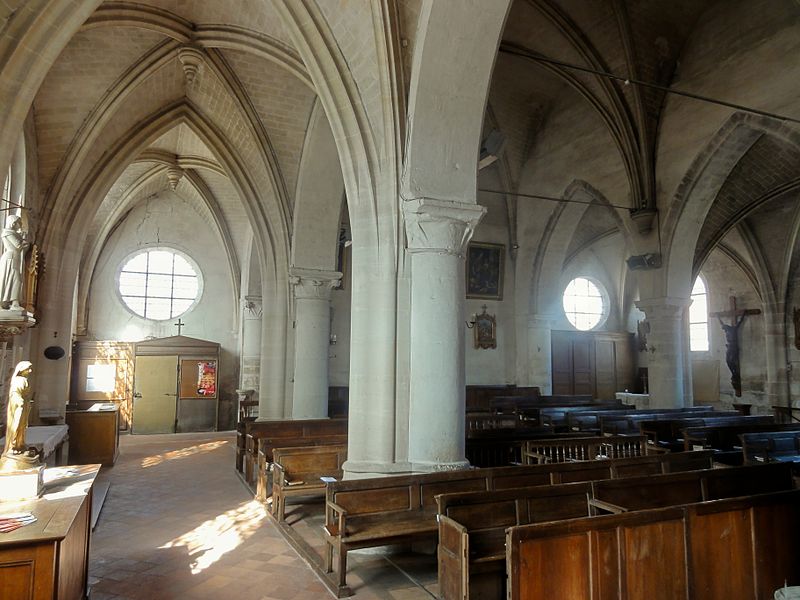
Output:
left=563, top=277, right=606, bottom=331
left=690, top=275, right=709, bottom=352
left=118, top=249, right=200, bottom=320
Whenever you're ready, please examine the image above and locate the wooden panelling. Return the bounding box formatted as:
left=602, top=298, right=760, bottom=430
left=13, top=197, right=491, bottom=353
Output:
left=623, top=519, right=687, bottom=600
left=518, top=534, right=589, bottom=599
left=0, top=545, right=55, bottom=600
left=552, top=330, right=636, bottom=399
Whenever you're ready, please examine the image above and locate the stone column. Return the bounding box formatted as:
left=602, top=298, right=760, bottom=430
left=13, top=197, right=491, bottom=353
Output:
left=239, top=296, right=264, bottom=415
left=403, top=198, right=485, bottom=471
left=290, top=268, right=341, bottom=419
left=636, top=297, right=690, bottom=409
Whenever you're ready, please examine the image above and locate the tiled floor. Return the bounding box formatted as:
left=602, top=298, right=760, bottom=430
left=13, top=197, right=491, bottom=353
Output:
left=89, top=432, right=437, bottom=600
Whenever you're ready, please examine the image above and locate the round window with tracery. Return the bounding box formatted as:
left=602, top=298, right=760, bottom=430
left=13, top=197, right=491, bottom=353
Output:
left=117, top=248, right=201, bottom=321
left=562, top=277, right=607, bottom=331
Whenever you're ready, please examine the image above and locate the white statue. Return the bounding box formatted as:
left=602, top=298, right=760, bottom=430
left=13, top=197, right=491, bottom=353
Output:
left=0, top=214, right=29, bottom=310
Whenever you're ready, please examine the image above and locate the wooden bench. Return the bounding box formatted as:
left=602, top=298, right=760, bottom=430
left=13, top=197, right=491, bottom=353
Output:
left=639, top=413, right=767, bottom=449
left=323, top=451, right=714, bottom=593
left=522, top=435, right=650, bottom=464
left=433, top=453, right=730, bottom=600
left=465, top=385, right=539, bottom=413
left=506, top=488, right=800, bottom=599
left=465, top=429, right=594, bottom=467
left=566, top=406, right=715, bottom=433
left=256, top=433, right=348, bottom=501
left=489, top=395, right=599, bottom=417
left=683, top=422, right=800, bottom=465
left=598, top=408, right=722, bottom=435
left=272, top=444, right=347, bottom=521
left=465, top=413, right=524, bottom=431
left=742, top=430, right=800, bottom=464
left=242, top=418, right=347, bottom=485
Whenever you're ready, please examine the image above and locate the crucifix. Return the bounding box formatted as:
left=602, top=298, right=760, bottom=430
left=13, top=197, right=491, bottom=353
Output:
left=710, top=296, right=760, bottom=397
left=174, top=318, right=185, bottom=336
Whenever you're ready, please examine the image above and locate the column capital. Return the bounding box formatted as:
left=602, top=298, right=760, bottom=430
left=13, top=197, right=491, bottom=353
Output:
left=635, top=297, right=690, bottom=319
left=402, top=198, right=486, bottom=256
left=289, top=267, right=342, bottom=300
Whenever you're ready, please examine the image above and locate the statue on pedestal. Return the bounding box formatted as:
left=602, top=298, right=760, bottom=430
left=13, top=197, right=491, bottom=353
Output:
left=0, top=215, right=29, bottom=311
left=1, top=361, right=37, bottom=470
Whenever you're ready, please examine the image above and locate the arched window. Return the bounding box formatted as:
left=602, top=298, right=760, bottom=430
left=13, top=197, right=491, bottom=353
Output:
left=689, top=275, right=709, bottom=351
left=562, top=277, right=607, bottom=331
left=117, top=248, right=202, bottom=321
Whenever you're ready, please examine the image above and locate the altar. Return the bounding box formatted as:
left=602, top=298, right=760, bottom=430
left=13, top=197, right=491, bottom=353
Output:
left=0, top=425, right=69, bottom=467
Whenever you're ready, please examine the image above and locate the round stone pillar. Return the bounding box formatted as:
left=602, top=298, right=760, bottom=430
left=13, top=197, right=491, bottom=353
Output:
left=403, top=198, right=485, bottom=471
left=290, top=268, right=341, bottom=419
left=636, top=297, right=690, bottom=409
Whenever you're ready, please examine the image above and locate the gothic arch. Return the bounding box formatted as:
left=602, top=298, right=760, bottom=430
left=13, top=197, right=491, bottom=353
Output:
left=661, top=113, right=800, bottom=300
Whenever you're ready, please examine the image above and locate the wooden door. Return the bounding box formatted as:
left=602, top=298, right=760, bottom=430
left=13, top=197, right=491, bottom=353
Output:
left=571, top=336, right=594, bottom=395
left=551, top=332, right=574, bottom=395
left=132, top=355, right=178, bottom=434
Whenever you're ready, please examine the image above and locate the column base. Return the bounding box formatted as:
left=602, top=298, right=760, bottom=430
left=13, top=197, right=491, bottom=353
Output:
left=342, top=459, right=413, bottom=479
left=409, top=459, right=471, bottom=473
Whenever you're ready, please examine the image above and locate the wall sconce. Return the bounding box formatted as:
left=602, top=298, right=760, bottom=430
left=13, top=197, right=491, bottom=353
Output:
left=329, top=333, right=337, bottom=345
left=465, top=314, right=477, bottom=329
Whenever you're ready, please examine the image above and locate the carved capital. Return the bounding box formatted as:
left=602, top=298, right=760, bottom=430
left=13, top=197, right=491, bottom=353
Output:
left=243, top=295, right=262, bottom=318
left=289, top=267, right=342, bottom=301
left=177, top=45, right=204, bottom=87
left=635, top=297, right=690, bottom=320
left=403, top=198, right=486, bottom=257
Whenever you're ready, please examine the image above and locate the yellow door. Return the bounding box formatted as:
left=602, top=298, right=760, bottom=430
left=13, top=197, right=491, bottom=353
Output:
left=133, top=355, right=178, bottom=434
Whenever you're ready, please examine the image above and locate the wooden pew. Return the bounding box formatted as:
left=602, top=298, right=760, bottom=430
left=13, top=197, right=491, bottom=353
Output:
left=742, top=430, right=800, bottom=464
left=465, top=429, right=594, bottom=467
left=598, top=408, right=722, bottom=435
left=256, top=433, right=347, bottom=501
left=323, top=452, right=714, bottom=593
left=432, top=453, right=728, bottom=600
left=588, top=462, right=794, bottom=514
left=567, top=405, right=715, bottom=433
left=489, top=394, right=597, bottom=416
left=683, top=422, right=800, bottom=465
left=534, top=403, right=632, bottom=430
left=522, top=435, right=649, bottom=464
left=242, top=418, right=347, bottom=485
left=506, top=489, right=800, bottom=600
left=465, top=385, right=539, bottom=413
left=271, top=444, right=347, bottom=521
left=465, top=413, right=524, bottom=431
left=640, top=414, right=772, bottom=451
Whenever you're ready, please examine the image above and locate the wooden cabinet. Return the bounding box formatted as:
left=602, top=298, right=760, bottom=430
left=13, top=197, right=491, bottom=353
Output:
left=65, top=404, right=120, bottom=466
left=0, top=465, right=98, bottom=600
left=552, top=330, right=635, bottom=399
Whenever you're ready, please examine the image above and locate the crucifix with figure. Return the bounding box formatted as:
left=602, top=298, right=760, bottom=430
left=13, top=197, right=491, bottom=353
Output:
left=710, top=296, right=760, bottom=397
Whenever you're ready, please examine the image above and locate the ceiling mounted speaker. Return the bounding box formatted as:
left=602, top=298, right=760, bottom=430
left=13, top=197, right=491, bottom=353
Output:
left=43, top=346, right=65, bottom=360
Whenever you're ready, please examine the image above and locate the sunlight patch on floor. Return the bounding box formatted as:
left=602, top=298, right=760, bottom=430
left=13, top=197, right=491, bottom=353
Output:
left=141, top=440, right=228, bottom=468
left=159, top=500, right=266, bottom=574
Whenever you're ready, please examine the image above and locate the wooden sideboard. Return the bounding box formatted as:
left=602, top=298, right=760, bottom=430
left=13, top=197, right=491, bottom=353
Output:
left=65, top=404, right=120, bottom=466
left=0, top=465, right=99, bottom=600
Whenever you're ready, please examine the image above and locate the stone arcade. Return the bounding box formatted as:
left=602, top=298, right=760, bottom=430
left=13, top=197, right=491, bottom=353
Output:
left=1, top=1, right=799, bottom=599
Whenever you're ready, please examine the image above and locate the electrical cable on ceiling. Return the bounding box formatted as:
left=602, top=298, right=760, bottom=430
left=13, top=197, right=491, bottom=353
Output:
left=477, top=188, right=633, bottom=211
left=499, top=45, right=800, bottom=126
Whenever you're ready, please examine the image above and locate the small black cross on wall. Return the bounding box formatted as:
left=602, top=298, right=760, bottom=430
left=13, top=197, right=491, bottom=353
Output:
left=174, top=318, right=185, bottom=335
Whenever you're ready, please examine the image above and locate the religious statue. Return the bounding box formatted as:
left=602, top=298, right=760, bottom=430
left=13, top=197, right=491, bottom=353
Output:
left=717, top=315, right=746, bottom=397
left=1, top=361, right=36, bottom=468
left=0, top=215, right=30, bottom=310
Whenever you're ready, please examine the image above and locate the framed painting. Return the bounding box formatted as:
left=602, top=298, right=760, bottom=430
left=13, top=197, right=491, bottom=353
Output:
left=466, top=242, right=504, bottom=300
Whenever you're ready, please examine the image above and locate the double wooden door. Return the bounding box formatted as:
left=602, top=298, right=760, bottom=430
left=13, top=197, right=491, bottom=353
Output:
left=552, top=330, right=635, bottom=399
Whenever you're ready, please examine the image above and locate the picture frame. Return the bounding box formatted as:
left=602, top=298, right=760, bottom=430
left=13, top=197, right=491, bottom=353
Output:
left=466, top=242, right=504, bottom=300
left=473, top=307, right=497, bottom=350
